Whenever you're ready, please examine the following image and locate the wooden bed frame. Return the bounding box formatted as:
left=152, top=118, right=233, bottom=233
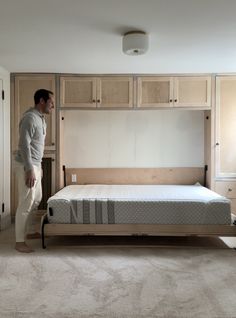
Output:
left=41, top=167, right=236, bottom=248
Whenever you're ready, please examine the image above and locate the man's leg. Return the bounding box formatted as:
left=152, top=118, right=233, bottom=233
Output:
left=15, top=164, right=39, bottom=253
left=26, top=166, right=42, bottom=238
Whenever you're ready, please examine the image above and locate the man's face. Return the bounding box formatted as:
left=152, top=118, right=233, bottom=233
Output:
left=40, top=94, right=55, bottom=114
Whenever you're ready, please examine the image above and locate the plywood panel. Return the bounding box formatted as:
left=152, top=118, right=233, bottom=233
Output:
left=65, top=167, right=205, bottom=186
left=97, top=77, right=133, bottom=108
left=216, top=77, right=236, bottom=177
left=43, top=222, right=236, bottom=237
left=137, top=77, right=173, bottom=107
left=62, top=110, right=204, bottom=168
left=14, top=75, right=56, bottom=151
left=60, top=77, right=96, bottom=107
left=215, top=181, right=236, bottom=199
left=174, top=77, right=211, bottom=107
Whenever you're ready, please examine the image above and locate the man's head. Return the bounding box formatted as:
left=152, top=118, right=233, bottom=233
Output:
left=34, top=89, right=54, bottom=114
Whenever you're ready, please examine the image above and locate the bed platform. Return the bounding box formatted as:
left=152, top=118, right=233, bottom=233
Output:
left=41, top=167, right=236, bottom=248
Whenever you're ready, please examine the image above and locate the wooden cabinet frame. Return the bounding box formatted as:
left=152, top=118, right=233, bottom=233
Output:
left=13, top=75, right=56, bottom=151
left=215, top=76, right=236, bottom=179
left=96, top=77, right=134, bottom=108
left=60, top=76, right=97, bottom=108
left=173, top=76, right=211, bottom=108
left=137, top=76, right=173, bottom=108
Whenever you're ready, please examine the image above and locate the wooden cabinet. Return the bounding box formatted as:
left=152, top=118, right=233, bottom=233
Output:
left=13, top=75, right=56, bottom=151
left=230, top=199, right=236, bottom=215
left=137, top=76, right=211, bottom=108
left=173, top=76, right=211, bottom=108
left=97, top=77, right=133, bottom=108
left=60, top=76, right=133, bottom=108
left=215, top=181, right=236, bottom=215
left=215, top=76, right=236, bottom=178
left=137, top=77, right=173, bottom=108
left=60, top=77, right=97, bottom=108
left=215, top=181, right=236, bottom=199
left=11, top=74, right=56, bottom=217
left=61, top=75, right=212, bottom=109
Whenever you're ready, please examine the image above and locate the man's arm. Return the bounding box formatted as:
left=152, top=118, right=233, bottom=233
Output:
left=18, top=115, right=36, bottom=188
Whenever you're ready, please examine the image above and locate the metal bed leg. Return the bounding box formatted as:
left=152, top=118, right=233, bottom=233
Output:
left=41, top=214, right=48, bottom=249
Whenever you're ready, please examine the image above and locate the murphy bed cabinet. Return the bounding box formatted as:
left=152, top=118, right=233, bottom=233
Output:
left=214, top=76, right=236, bottom=214
left=60, top=76, right=134, bottom=108
left=137, top=76, right=211, bottom=108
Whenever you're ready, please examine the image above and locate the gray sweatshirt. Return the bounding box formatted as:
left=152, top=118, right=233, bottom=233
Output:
left=15, top=107, right=47, bottom=171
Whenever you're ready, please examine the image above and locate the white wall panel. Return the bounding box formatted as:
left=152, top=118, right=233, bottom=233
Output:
left=63, top=110, right=204, bottom=168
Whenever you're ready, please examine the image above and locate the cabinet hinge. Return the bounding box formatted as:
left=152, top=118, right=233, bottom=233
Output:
left=1, top=90, right=4, bottom=100
left=2, top=203, right=4, bottom=213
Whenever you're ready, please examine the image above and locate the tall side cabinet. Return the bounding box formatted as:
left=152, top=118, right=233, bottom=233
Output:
left=11, top=74, right=56, bottom=217
left=214, top=76, right=236, bottom=213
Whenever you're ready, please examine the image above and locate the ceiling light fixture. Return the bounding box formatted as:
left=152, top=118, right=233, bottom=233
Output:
left=122, top=31, right=149, bottom=56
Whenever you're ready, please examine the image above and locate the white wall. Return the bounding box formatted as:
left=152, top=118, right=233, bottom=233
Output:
left=63, top=110, right=204, bottom=168
left=0, top=66, right=11, bottom=230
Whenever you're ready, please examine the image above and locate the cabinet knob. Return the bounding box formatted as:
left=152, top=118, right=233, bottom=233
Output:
left=174, top=99, right=177, bottom=102
left=170, top=99, right=173, bottom=102
left=51, top=142, right=55, bottom=146
left=228, top=188, right=232, bottom=192
left=97, top=99, right=101, bottom=103
left=92, top=99, right=96, bottom=103
left=216, top=142, right=219, bottom=146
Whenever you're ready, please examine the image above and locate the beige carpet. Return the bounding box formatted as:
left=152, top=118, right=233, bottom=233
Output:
left=1, top=227, right=236, bottom=318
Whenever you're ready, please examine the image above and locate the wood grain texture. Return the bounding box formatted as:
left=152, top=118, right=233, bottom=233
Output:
left=13, top=75, right=56, bottom=151
left=65, top=167, right=205, bottom=186
left=43, top=222, right=236, bottom=237
left=97, top=77, right=133, bottom=108
left=173, top=76, right=211, bottom=108
left=137, top=77, right=173, bottom=108
left=60, top=76, right=96, bottom=108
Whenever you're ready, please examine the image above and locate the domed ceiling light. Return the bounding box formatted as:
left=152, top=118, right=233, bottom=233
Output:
left=122, top=31, right=149, bottom=55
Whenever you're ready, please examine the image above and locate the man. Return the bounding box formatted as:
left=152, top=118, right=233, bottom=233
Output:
left=15, top=89, right=54, bottom=253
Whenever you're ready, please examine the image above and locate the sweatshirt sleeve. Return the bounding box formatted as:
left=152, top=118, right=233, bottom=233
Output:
left=18, top=115, right=36, bottom=171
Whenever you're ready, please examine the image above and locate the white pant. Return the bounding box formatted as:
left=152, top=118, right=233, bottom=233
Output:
left=15, top=162, right=42, bottom=242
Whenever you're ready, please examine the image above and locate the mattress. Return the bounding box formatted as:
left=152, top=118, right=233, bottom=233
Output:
left=47, top=184, right=231, bottom=225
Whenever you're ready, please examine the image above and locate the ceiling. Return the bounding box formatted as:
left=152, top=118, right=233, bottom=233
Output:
left=0, top=0, right=236, bottom=73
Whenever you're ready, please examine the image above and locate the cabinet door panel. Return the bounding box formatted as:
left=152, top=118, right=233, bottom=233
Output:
left=60, top=77, right=96, bottom=108
left=216, top=77, right=236, bottom=177
left=215, top=181, right=236, bottom=199
left=97, top=77, right=133, bottom=108
left=137, top=77, right=173, bottom=108
left=14, top=75, right=56, bottom=151
left=174, top=77, right=211, bottom=107
left=230, top=199, right=236, bottom=215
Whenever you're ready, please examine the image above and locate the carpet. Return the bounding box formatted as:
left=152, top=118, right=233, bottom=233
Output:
left=1, top=228, right=236, bottom=317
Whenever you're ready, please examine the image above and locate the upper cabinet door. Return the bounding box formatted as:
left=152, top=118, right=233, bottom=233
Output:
left=13, top=75, right=56, bottom=151
left=173, top=76, right=211, bottom=108
left=137, top=77, right=173, bottom=108
left=60, top=77, right=97, bottom=108
left=215, top=76, right=236, bottom=178
left=97, top=77, right=133, bottom=108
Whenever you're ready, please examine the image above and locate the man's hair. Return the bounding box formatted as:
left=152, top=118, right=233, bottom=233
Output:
left=34, top=89, right=53, bottom=104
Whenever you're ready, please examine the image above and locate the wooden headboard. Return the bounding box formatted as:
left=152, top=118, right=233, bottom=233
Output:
left=63, top=167, right=206, bottom=187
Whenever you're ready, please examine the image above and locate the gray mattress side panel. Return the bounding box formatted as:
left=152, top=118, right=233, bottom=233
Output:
left=47, top=199, right=231, bottom=225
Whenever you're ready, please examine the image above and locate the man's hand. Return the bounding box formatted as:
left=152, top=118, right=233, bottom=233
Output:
left=25, top=169, right=36, bottom=188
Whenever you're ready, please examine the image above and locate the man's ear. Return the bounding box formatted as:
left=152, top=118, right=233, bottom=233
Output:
left=39, top=97, right=45, bottom=104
